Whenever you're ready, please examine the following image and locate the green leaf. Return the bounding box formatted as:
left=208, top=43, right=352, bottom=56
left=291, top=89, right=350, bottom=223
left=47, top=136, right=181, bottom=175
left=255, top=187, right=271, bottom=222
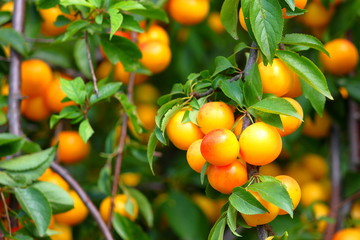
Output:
left=37, top=0, right=59, bottom=9
left=249, top=97, right=302, bottom=119
left=108, top=9, right=123, bottom=39
left=243, top=63, right=262, bottom=106
left=160, top=105, right=184, bottom=132
left=127, top=188, right=153, bottom=227
left=276, top=50, right=332, bottom=99
left=100, top=34, right=142, bottom=71
left=60, top=20, right=89, bottom=41
left=50, top=106, right=83, bottom=129
left=155, top=98, right=182, bottom=128
left=110, top=1, right=145, bottom=11
left=95, top=14, right=103, bottom=25
left=90, top=82, right=122, bottom=104
left=219, top=78, right=243, bottom=107
left=220, top=0, right=240, bottom=39
left=60, top=77, right=86, bottom=105
left=0, top=172, right=19, bottom=187
left=283, top=0, right=295, bottom=10
left=0, top=28, right=28, bottom=56
left=208, top=213, right=226, bottom=240
left=329, top=0, right=360, bottom=37
left=21, top=139, right=42, bottom=154
left=250, top=110, right=283, bottom=129
left=79, top=119, right=94, bottom=143
left=74, top=38, right=95, bottom=79
left=281, top=34, right=329, bottom=56
left=249, top=0, right=283, bottom=62
left=0, top=133, right=24, bottom=157
left=229, top=187, right=267, bottom=214
left=248, top=180, right=293, bottom=217
left=15, top=187, right=52, bottom=237
left=116, top=93, right=143, bottom=134
left=113, top=213, right=151, bottom=240
left=121, top=14, right=144, bottom=33
left=301, top=79, right=325, bottom=115
left=0, top=148, right=55, bottom=172
left=98, top=165, right=112, bottom=195
left=60, top=0, right=94, bottom=7
left=88, top=0, right=101, bottom=8
left=0, top=11, right=11, bottom=25
left=227, top=204, right=241, bottom=237
left=31, top=181, right=74, bottom=214
left=127, top=1, right=168, bottom=22
left=212, top=56, right=234, bottom=77
left=147, top=132, right=157, bottom=175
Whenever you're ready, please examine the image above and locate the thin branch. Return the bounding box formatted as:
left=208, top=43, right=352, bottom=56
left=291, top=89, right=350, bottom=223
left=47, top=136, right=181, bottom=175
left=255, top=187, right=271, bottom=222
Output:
left=24, top=37, right=55, bottom=43
left=108, top=31, right=138, bottom=230
left=324, top=124, right=341, bottom=240
left=84, top=31, right=99, bottom=97
left=1, top=192, right=11, bottom=236
left=50, top=162, right=114, bottom=240
left=348, top=100, right=359, bottom=171
left=243, top=42, right=258, bottom=77
left=0, top=56, right=10, bottom=62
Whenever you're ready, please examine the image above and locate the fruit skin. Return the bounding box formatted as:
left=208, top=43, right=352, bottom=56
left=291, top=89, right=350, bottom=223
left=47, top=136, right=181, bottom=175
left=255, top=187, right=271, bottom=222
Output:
left=208, top=12, right=225, bottom=34
left=53, top=131, right=90, bottom=164
left=197, top=101, right=235, bottom=134
left=297, top=2, right=334, bottom=28
left=301, top=181, right=329, bottom=206
left=276, top=97, right=303, bottom=136
left=320, top=38, right=359, bottom=75
left=39, top=171, right=70, bottom=191
left=139, top=40, right=171, bottom=74
left=138, top=24, right=169, bottom=45
left=1, top=1, right=14, bottom=12
left=332, top=228, right=360, bottom=240
left=233, top=115, right=244, bottom=137
left=168, top=0, right=210, bottom=25
left=96, top=60, right=113, bottom=80
left=275, top=175, right=301, bottom=215
left=207, top=160, right=248, bottom=194
left=200, top=128, right=239, bottom=166
left=134, top=83, right=160, bottom=105
left=302, top=112, right=331, bottom=138
left=282, top=0, right=307, bottom=19
left=238, top=8, right=248, bottom=31
left=283, top=73, right=302, bottom=98
left=350, top=201, right=360, bottom=220
left=50, top=223, right=72, bottom=240
left=114, top=62, right=148, bottom=85
left=241, top=191, right=279, bottom=227
left=239, top=122, right=282, bottom=166
left=21, top=95, right=51, bottom=121
left=121, top=173, right=141, bottom=187
left=258, top=59, right=294, bottom=97
left=100, top=194, right=139, bottom=222
left=313, top=203, right=329, bottom=232
left=166, top=110, right=204, bottom=150
left=186, top=139, right=206, bottom=173
left=301, top=154, right=328, bottom=180
left=54, top=190, right=89, bottom=226
left=39, top=6, right=75, bottom=36
left=192, top=194, right=221, bottom=223
left=21, top=59, right=53, bottom=97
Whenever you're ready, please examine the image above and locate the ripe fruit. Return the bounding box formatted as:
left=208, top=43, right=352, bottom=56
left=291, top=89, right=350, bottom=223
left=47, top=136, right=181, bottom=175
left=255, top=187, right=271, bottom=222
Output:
left=282, top=0, right=308, bottom=19
left=301, top=154, right=328, bottom=179
left=168, top=0, right=210, bottom=25
left=186, top=139, right=206, bottom=173
left=332, top=228, right=360, bottom=240
left=284, top=162, right=314, bottom=186
left=21, top=59, right=53, bottom=97
left=275, top=175, right=301, bottom=215
left=120, top=173, right=141, bottom=187
left=283, top=73, right=302, bottom=98
left=241, top=191, right=279, bottom=226
left=313, top=203, right=329, bottom=232
left=21, top=95, right=51, bottom=121
left=39, top=6, right=75, bottom=36
left=233, top=115, right=244, bottom=137
left=258, top=59, right=294, bottom=97
left=53, top=131, right=90, bottom=164
left=1, top=1, right=13, bottom=12
left=192, top=194, right=221, bottom=223
left=44, top=74, right=76, bottom=112
left=302, top=112, right=331, bottom=138
left=297, top=2, right=334, bottom=28
left=207, top=160, right=248, bottom=194
left=54, top=190, right=89, bottom=225
left=208, top=12, right=225, bottom=34
left=166, top=110, right=204, bottom=150
left=320, top=38, right=359, bottom=75
left=135, top=104, right=157, bottom=131
left=276, top=97, right=303, bottom=136
left=96, top=60, right=113, bottom=80
left=114, top=62, right=148, bottom=85
left=134, top=83, right=160, bottom=104
left=239, top=122, right=282, bottom=166
left=50, top=223, right=72, bottom=240
left=238, top=8, right=248, bottom=31
left=39, top=171, right=70, bottom=191
left=197, top=102, right=235, bottom=134
left=139, top=41, right=171, bottom=74
left=100, top=194, right=139, bottom=222
left=350, top=201, right=360, bottom=220
left=138, top=25, right=169, bottom=45
left=201, top=128, right=239, bottom=166
left=301, top=181, right=329, bottom=206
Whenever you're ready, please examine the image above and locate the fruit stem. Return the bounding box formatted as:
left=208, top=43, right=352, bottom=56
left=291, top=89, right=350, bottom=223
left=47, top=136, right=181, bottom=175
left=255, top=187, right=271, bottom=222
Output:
left=324, top=124, right=342, bottom=240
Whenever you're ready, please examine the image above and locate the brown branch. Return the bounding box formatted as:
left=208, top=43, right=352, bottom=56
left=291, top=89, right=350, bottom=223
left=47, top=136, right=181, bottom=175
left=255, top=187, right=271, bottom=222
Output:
left=324, top=124, right=341, bottom=240
left=243, top=42, right=258, bottom=77
left=348, top=100, right=359, bottom=171
left=1, top=192, right=11, bottom=236
left=0, top=56, right=10, bottom=62
left=108, top=31, right=138, bottom=230
left=24, top=37, right=55, bottom=43
left=84, top=31, right=99, bottom=97
left=50, top=162, right=114, bottom=240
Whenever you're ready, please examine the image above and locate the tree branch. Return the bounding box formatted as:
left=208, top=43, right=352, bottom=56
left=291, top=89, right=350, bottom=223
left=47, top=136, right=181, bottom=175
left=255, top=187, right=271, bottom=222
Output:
left=324, top=124, right=341, bottom=240
left=50, top=162, right=114, bottom=240
left=1, top=192, right=11, bottom=236
left=348, top=100, right=359, bottom=171
left=243, top=42, right=258, bottom=77
left=84, top=31, right=99, bottom=97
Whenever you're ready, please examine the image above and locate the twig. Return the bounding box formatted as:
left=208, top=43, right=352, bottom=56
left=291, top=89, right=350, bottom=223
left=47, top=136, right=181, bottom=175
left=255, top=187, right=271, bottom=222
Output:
left=324, top=124, right=341, bottom=240
left=108, top=31, right=138, bottom=229
left=84, top=31, right=99, bottom=97
left=24, top=37, right=55, bottom=43
left=50, top=162, right=114, bottom=240
left=243, top=42, right=258, bottom=77
left=1, top=192, right=11, bottom=236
